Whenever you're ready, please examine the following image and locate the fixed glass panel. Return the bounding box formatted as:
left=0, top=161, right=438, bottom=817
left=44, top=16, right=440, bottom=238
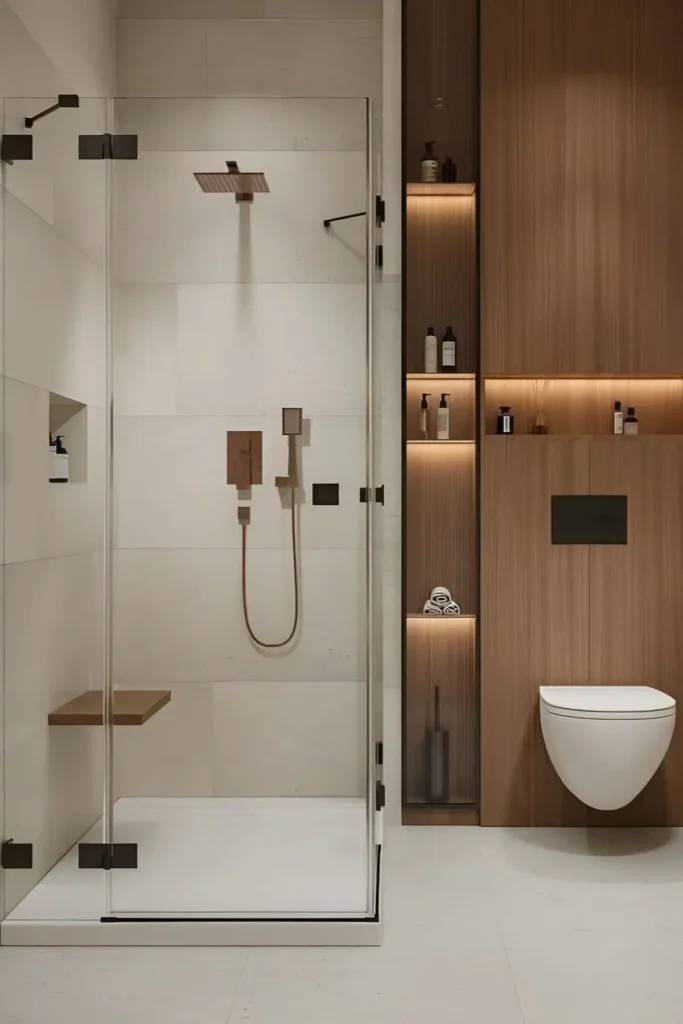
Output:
left=108, top=97, right=378, bottom=918
left=2, top=97, right=110, bottom=923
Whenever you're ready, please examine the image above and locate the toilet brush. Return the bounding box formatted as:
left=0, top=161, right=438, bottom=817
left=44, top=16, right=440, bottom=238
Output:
left=425, top=686, right=450, bottom=803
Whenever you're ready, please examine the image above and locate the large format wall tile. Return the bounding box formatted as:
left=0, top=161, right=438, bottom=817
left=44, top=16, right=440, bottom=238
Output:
left=5, top=194, right=106, bottom=408
left=113, top=283, right=178, bottom=416
left=118, top=18, right=207, bottom=97
left=115, top=97, right=367, bottom=153
left=119, top=0, right=381, bottom=17
left=174, top=283, right=366, bottom=415
left=207, top=18, right=381, bottom=98
left=113, top=413, right=366, bottom=551
left=113, top=547, right=366, bottom=685
left=212, top=679, right=367, bottom=797
left=114, top=682, right=215, bottom=798
left=114, top=150, right=366, bottom=285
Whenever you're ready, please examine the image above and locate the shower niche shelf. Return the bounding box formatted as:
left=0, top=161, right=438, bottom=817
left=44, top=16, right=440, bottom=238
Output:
left=49, top=391, right=87, bottom=483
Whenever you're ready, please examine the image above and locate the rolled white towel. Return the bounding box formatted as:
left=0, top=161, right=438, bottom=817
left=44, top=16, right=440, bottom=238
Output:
left=422, top=599, right=444, bottom=615
left=430, top=586, right=452, bottom=608
left=442, top=601, right=461, bottom=616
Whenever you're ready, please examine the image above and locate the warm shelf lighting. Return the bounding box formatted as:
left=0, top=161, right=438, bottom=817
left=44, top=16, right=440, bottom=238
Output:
left=406, top=373, right=476, bottom=381
left=407, top=182, right=476, bottom=197
left=406, top=440, right=475, bottom=445
left=406, top=613, right=476, bottom=620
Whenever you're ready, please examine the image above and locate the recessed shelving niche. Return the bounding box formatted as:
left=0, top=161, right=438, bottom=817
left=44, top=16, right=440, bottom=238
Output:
left=484, top=377, right=683, bottom=436
left=406, top=375, right=475, bottom=442
left=49, top=392, right=87, bottom=483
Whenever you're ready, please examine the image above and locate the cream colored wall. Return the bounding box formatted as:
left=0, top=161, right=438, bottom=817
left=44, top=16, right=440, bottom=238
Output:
left=0, top=0, right=116, bottom=917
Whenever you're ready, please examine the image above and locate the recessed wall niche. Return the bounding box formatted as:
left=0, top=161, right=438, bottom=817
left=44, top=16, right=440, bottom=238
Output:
left=49, top=392, right=87, bottom=483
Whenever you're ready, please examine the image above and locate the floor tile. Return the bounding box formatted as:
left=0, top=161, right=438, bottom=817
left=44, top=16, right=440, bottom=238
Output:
left=0, top=947, right=247, bottom=1024
left=506, top=926, right=683, bottom=1024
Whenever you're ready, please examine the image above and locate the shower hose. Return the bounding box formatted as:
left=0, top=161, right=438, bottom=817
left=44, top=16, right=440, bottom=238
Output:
left=241, top=498, right=299, bottom=648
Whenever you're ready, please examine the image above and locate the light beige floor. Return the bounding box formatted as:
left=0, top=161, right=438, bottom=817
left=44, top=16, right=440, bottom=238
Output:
left=3, top=824, right=683, bottom=1023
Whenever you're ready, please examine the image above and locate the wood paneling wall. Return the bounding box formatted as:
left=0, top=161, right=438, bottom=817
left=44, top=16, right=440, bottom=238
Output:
left=587, top=438, right=683, bottom=826
left=481, top=436, right=683, bottom=826
left=481, top=0, right=683, bottom=375
left=480, top=438, right=590, bottom=826
left=404, top=0, right=478, bottom=185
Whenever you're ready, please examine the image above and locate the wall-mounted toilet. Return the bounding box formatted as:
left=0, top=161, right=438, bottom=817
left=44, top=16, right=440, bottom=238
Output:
left=540, top=687, right=676, bottom=810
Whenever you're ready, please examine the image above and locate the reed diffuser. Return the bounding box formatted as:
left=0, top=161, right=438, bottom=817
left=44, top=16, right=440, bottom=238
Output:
left=531, top=379, right=549, bottom=434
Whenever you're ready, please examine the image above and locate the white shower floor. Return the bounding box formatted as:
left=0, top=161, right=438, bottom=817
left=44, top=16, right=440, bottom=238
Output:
left=7, top=797, right=370, bottom=922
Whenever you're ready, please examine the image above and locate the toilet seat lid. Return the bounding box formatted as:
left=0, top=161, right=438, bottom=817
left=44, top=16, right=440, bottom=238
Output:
left=540, top=686, right=675, bottom=718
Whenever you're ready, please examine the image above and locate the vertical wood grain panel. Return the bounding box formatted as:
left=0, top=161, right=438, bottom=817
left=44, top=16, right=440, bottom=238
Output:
left=406, top=444, right=477, bottom=615
left=404, top=0, right=478, bottom=185
left=480, top=437, right=590, bottom=825
left=405, top=618, right=477, bottom=804
left=588, top=437, right=683, bottom=825
left=481, top=0, right=683, bottom=375
left=406, top=197, right=477, bottom=373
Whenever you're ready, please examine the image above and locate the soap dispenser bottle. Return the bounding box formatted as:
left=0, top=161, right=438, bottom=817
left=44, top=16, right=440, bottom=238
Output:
left=424, top=326, right=438, bottom=374
left=440, top=326, right=457, bottom=372
left=51, top=435, right=69, bottom=483
left=437, top=394, right=450, bottom=440
left=420, top=393, right=431, bottom=440
left=497, top=406, right=514, bottom=435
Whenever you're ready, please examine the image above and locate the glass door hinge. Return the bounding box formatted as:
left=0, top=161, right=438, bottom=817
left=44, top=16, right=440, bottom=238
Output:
left=375, top=741, right=384, bottom=766
left=1, top=839, right=33, bottom=869
left=375, top=244, right=383, bottom=268
left=78, top=843, right=138, bottom=870
left=375, top=195, right=386, bottom=224
left=79, top=134, right=138, bottom=160
left=376, top=781, right=386, bottom=811
left=360, top=485, right=384, bottom=505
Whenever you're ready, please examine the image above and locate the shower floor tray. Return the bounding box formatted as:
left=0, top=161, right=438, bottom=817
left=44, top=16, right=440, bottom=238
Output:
left=5, top=796, right=370, bottom=922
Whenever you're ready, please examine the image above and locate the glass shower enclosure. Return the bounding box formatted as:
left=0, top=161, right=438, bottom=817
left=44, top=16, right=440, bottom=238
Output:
left=1, top=95, right=383, bottom=940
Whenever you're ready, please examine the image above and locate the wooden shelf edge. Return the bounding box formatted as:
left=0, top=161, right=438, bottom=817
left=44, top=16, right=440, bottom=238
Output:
left=402, top=806, right=480, bottom=826
left=407, top=182, right=476, bottom=197
left=407, top=440, right=475, bottom=446
left=484, top=374, right=683, bottom=381
left=406, top=373, right=476, bottom=381
left=406, top=613, right=476, bottom=620
left=48, top=690, right=171, bottom=726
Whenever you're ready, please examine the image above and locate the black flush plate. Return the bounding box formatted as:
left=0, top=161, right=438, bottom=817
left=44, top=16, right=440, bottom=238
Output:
left=78, top=843, right=138, bottom=869
left=312, top=483, right=339, bottom=506
left=79, top=133, right=138, bottom=160
left=551, top=495, right=628, bottom=545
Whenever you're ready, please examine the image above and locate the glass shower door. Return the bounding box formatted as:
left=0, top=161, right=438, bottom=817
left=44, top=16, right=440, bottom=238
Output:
left=106, top=96, right=381, bottom=919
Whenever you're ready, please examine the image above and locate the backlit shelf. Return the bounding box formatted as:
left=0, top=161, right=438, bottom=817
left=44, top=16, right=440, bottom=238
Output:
left=407, top=613, right=477, bottom=620
left=407, top=182, right=476, bottom=197
left=407, top=440, right=475, bottom=445
left=406, top=373, right=476, bottom=381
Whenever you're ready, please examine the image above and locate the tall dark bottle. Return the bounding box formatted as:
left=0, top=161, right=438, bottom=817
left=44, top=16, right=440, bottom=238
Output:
left=440, top=325, right=457, bottom=372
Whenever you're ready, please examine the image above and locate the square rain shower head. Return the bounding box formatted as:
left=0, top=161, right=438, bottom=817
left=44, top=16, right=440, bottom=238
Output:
left=194, top=161, right=270, bottom=203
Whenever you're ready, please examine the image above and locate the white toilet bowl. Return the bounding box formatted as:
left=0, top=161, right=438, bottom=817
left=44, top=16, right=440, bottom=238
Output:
left=540, top=686, right=676, bottom=810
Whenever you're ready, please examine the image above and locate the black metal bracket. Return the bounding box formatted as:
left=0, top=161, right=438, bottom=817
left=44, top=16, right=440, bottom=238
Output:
left=1, top=134, right=33, bottom=164
left=376, top=781, right=386, bottom=811
left=1, top=839, right=33, bottom=869
left=375, top=741, right=384, bottom=766
left=25, top=94, right=79, bottom=129
left=324, top=210, right=364, bottom=229
left=360, top=484, right=385, bottom=505
left=79, top=134, right=138, bottom=161
left=78, top=843, right=138, bottom=870
left=324, top=195, right=385, bottom=229
left=375, top=244, right=384, bottom=269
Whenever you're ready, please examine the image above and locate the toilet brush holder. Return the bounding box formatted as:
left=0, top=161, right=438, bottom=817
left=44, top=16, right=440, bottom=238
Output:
left=425, top=686, right=450, bottom=804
